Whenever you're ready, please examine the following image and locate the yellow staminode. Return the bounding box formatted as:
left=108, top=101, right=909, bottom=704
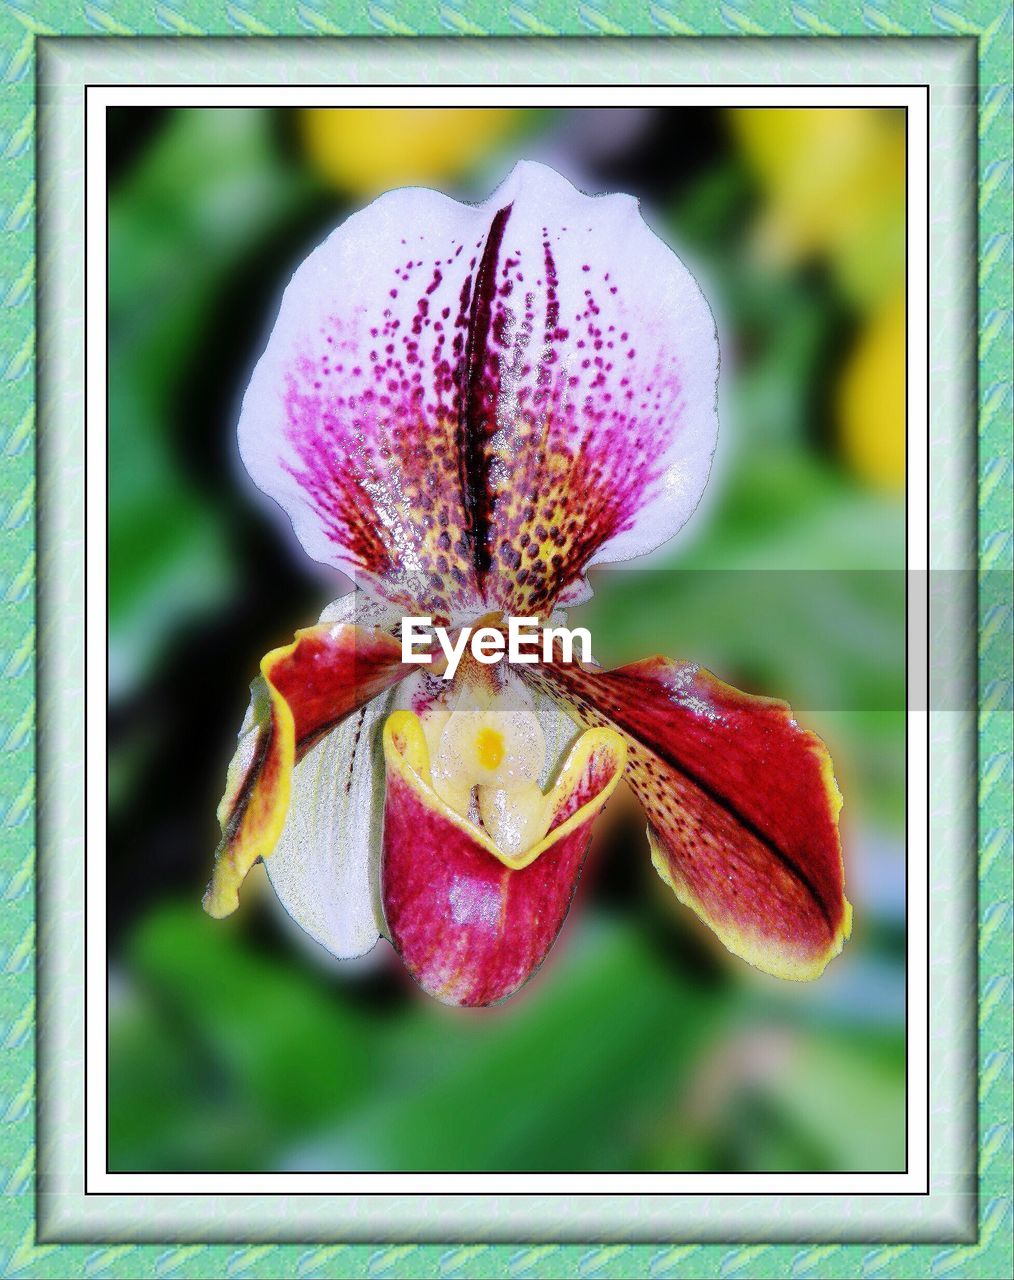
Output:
left=475, top=726, right=506, bottom=771
left=426, top=691, right=550, bottom=856
left=384, top=707, right=626, bottom=871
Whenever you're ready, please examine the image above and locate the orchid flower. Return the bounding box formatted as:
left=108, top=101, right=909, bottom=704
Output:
left=203, top=161, right=851, bottom=1006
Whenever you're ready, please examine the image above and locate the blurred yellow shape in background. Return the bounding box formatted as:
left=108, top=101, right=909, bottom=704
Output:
left=731, top=107, right=907, bottom=493
left=837, top=284, right=906, bottom=492
left=730, top=107, right=906, bottom=308
left=300, top=107, right=524, bottom=196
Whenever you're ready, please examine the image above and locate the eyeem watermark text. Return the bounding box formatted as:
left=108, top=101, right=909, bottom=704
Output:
left=402, top=616, right=591, bottom=680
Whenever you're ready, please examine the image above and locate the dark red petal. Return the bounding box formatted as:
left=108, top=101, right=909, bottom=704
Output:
left=381, top=712, right=625, bottom=1005
left=526, top=655, right=850, bottom=980
left=203, top=622, right=410, bottom=917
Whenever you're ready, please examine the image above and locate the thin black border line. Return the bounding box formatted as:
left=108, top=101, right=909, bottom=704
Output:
left=83, top=78, right=90, bottom=1205
left=903, top=93, right=910, bottom=1188
left=970, top=39, right=982, bottom=1236
left=85, top=87, right=931, bottom=1195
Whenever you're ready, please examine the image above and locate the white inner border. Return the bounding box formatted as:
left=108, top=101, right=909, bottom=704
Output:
left=85, top=82, right=930, bottom=1198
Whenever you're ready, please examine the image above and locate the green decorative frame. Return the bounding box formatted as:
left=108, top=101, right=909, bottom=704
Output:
left=2, top=4, right=1010, bottom=1278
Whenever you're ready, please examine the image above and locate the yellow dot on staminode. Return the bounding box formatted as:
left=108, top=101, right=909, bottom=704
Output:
left=475, top=726, right=506, bottom=771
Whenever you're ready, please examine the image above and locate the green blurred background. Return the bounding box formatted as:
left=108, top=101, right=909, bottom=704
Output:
left=107, top=106, right=907, bottom=1174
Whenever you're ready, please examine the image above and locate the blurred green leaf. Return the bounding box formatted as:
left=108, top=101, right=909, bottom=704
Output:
left=758, top=1031, right=906, bottom=1170
left=310, top=920, right=721, bottom=1171
left=108, top=109, right=319, bottom=698
left=642, top=1022, right=905, bottom=1173
left=683, top=450, right=904, bottom=571
left=111, top=900, right=378, bottom=1170
left=110, top=905, right=729, bottom=1172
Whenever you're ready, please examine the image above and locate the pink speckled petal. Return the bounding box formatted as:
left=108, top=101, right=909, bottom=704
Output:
left=239, top=161, right=718, bottom=619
